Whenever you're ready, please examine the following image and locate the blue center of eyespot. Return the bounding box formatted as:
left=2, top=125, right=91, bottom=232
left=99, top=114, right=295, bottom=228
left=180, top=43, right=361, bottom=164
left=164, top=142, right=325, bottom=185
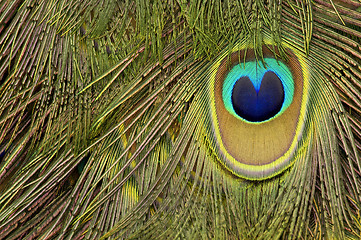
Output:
left=232, top=73, right=284, bottom=122
left=222, top=58, right=294, bottom=123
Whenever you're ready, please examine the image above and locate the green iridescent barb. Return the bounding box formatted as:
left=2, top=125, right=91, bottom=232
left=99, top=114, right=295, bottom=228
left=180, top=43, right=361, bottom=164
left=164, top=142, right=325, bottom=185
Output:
left=0, top=0, right=361, bottom=239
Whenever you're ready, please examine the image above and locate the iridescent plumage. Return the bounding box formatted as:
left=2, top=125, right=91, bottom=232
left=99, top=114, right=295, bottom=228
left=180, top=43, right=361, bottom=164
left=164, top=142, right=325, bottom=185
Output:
left=0, top=0, right=361, bottom=239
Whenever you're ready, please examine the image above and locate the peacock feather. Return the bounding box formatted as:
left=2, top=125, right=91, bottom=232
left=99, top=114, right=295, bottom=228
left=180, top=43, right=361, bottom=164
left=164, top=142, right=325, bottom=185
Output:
left=0, top=0, right=361, bottom=239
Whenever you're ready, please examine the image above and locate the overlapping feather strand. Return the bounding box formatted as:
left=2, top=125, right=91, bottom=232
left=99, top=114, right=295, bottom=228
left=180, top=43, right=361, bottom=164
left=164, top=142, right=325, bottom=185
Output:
left=0, top=0, right=361, bottom=239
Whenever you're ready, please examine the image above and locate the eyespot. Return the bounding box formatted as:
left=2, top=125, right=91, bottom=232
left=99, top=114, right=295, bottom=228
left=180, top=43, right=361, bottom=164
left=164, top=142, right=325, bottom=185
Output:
left=208, top=44, right=309, bottom=179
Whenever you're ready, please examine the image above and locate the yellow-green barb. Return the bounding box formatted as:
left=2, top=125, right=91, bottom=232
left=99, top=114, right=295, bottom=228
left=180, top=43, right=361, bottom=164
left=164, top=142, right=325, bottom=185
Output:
left=0, top=0, right=361, bottom=239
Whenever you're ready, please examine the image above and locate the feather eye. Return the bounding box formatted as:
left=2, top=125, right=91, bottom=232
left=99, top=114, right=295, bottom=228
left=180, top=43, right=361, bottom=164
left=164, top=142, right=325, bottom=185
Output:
left=208, top=44, right=309, bottom=179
